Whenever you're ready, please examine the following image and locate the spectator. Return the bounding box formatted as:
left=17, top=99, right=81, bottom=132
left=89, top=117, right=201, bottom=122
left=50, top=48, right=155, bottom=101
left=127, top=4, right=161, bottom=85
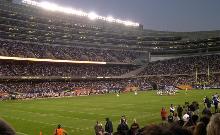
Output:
left=139, top=124, right=192, bottom=135
left=105, top=118, right=113, bottom=135
left=168, top=113, right=174, bottom=123
left=138, top=124, right=171, bottom=135
left=191, top=115, right=199, bottom=127
left=193, top=122, right=206, bottom=135
left=0, top=39, right=147, bottom=63
left=129, top=119, right=139, bottom=135
left=170, top=104, right=175, bottom=116
left=200, top=116, right=210, bottom=127
left=207, top=113, right=220, bottom=135
left=173, top=113, right=180, bottom=122
left=117, top=118, right=129, bottom=135
left=202, top=107, right=212, bottom=117
left=160, top=107, right=167, bottom=121
left=183, top=113, right=190, bottom=123
left=213, top=97, right=219, bottom=113
left=0, top=119, right=16, bottom=135
left=53, top=124, right=67, bottom=135
left=94, top=121, right=104, bottom=135
left=177, top=105, right=183, bottom=119
left=204, top=97, right=212, bottom=109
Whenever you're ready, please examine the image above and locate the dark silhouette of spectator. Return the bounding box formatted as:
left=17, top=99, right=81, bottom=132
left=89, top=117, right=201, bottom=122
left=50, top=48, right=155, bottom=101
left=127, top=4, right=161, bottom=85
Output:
left=207, top=113, right=220, bottom=135
left=177, top=105, right=183, bottom=119
left=213, top=97, right=219, bottom=113
left=191, top=115, right=199, bottom=126
left=199, top=116, right=210, bottom=126
left=138, top=124, right=172, bottom=135
left=105, top=118, right=113, bottom=135
left=168, top=113, right=174, bottom=123
left=202, top=107, right=212, bottom=117
left=193, top=122, right=206, bottom=135
left=117, top=118, right=129, bottom=135
left=204, top=96, right=212, bottom=109
left=139, top=124, right=192, bottom=135
left=129, top=119, right=139, bottom=135
left=169, top=125, right=192, bottom=135
left=207, top=98, right=212, bottom=109
left=0, top=119, right=16, bottom=135
left=178, top=119, right=185, bottom=127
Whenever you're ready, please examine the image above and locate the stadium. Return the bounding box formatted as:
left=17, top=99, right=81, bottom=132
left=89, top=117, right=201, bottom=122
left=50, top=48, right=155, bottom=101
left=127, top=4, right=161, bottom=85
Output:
left=0, top=0, right=220, bottom=135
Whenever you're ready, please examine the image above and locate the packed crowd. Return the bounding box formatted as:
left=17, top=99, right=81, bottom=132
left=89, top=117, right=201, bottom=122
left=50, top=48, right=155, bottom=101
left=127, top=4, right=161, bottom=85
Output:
left=1, top=1, right=144, bottom=63
left=0, top=39, right=147, bottom=63
left=143, top=75, right=219, bottom=87
left=139, top=55, right=220, bottom=75
left=0, top=61, right=139, bottom=77
left=0, top=79, right=145, bottom=99
left=1, top=74, right=220, bottom=100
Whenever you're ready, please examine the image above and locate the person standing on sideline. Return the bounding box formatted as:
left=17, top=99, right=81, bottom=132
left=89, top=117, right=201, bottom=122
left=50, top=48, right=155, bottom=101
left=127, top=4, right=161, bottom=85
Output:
left=117, top=118, right=129, bottom=135
left=213, top=97, right=219, bottom=113
left=170, top=104, right=175, bottom=116
left=94, top=121, right=104, bottom=135
left=204, top=96, right=212, bottom=109
left=105, top=118, right=113, bottom=135
left=177, top=105, right=183, bottom=119
left=54, top=124, right=67, bottom=135
left=161, top=107, right=167, bottom=121
left=173, top=113, right=180, bottom=122
left=130, top=119, right=140, bottom=135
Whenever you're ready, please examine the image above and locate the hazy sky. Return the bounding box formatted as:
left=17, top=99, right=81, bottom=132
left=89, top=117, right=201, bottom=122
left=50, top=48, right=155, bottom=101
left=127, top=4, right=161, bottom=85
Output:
left=45, top=0, right=220, bottom=32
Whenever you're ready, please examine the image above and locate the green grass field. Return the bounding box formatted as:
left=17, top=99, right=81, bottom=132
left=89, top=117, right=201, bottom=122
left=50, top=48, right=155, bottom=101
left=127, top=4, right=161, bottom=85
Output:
left=0, top=90, right=219, bottom=135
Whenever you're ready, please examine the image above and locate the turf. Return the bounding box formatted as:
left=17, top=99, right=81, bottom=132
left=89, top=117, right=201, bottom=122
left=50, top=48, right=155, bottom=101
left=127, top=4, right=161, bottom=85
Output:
left=0, top=89, right=219, bottom=135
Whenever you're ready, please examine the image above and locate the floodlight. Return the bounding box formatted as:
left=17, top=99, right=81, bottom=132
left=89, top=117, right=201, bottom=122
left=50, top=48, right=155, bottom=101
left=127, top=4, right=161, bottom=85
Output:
left=22, top=0, right=140, bottom=27
left=62, top=7, right=73, bottom=14
left=124, top=20, right=133, bottom=26
left=22, top=0, right=38, bottom=6
left=106, top=16, right=115, bottom=22
left=116, top=19, right=123, bottom=24
left=40, top=1, right=58, bottom=11
left=134, top=23, right=139, bottom=27
left=88, top=12, right=98, bottom=20
left=76, top=10, right=87, bottom=16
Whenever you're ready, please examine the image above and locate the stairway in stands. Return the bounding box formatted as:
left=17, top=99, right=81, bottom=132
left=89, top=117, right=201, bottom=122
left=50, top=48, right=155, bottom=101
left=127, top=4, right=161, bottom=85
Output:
left=120, top=65, right=147, bottom=78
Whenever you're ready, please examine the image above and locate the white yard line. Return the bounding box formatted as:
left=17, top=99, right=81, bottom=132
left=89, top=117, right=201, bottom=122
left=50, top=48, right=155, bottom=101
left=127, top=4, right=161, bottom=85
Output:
left=2, top=114, right=93, bottom=132
left=16, top=131, right=28, bottom=135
